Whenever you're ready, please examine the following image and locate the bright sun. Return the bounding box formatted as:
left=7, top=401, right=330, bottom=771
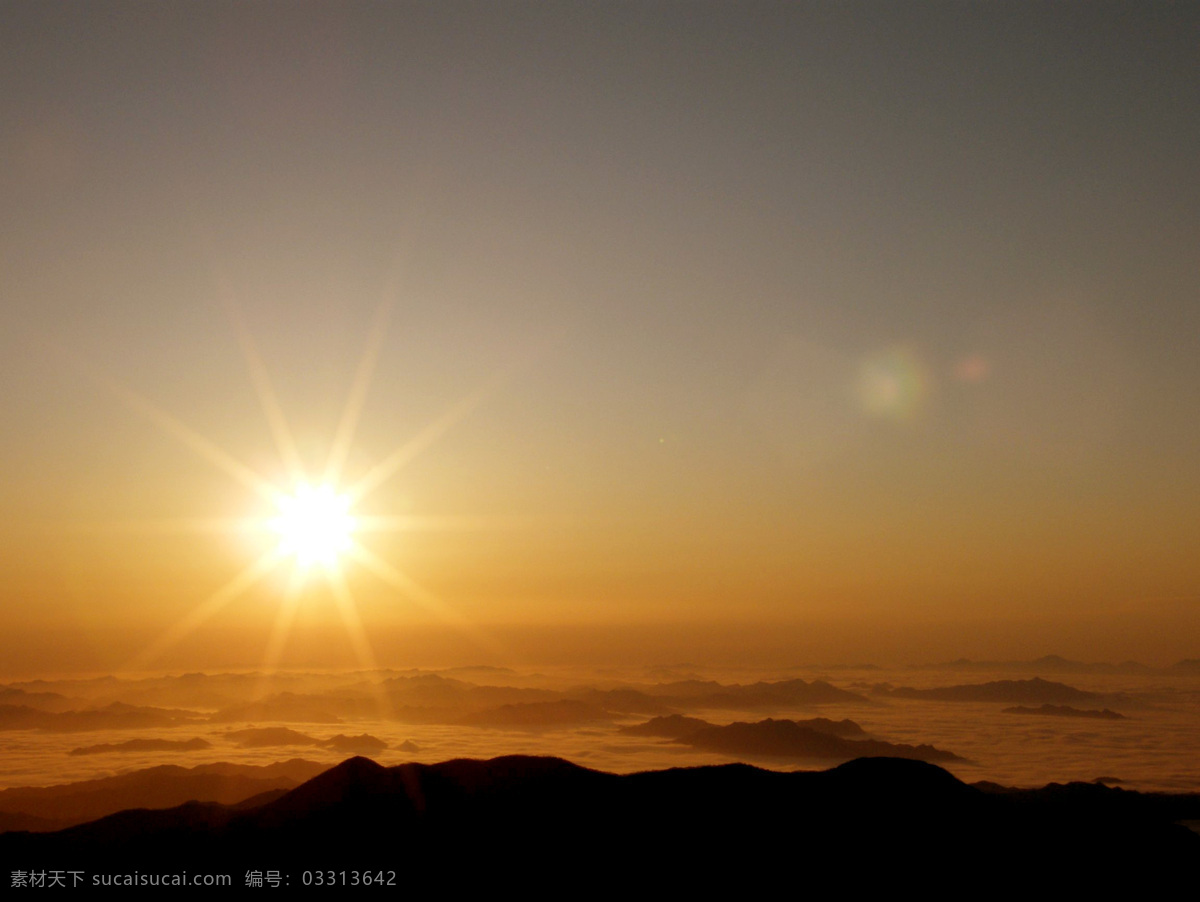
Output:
left=270, top=483, right=356, bottom=569
left=92, top=297, right=500, bottom=674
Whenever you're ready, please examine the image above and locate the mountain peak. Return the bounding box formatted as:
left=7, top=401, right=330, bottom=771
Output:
left=263, top=756, right=389, bottom=817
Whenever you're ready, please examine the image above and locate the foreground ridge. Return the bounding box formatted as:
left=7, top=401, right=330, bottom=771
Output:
left=3, top=755, right=1197, bottom=882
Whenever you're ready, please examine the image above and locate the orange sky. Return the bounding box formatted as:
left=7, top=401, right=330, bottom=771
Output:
left=2, top=3, right=1198, bottom=675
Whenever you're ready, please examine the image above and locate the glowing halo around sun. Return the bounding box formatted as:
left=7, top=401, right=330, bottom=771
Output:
left=85, top=294, right=506, bottom=678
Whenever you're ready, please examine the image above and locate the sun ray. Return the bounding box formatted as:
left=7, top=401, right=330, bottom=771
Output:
left=347, top=542, right=506, bottom=656
left=325, top=565, right=380, bottom=673
left=323, top=566, right=394, bottom=720
left=323, top=299, right=392, bottom=487
left=223, top=293, right=308, bottom=486
left=62, top=516, right=262, bottom=536
left=70, top=275, right=515, bottom=675
left=346, top=376, right=500, bottom=505
left=97, top=372, right=279, bottom=503
left=126, top=549, right=283, bottom=671
left=258, top=566, right=307, bottom=678
left=346, top=542, right=445, bottom=615
left=353, top=514, right=525, bottom=533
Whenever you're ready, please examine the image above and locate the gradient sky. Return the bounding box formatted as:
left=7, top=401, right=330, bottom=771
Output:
left=2, top=2, right=1198, bottom=674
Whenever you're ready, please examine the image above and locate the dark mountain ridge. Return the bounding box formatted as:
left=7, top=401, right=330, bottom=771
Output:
left=3, top=754, right=1195, bottom=881
left=674, top=717, right=964, bottom=762
left=0, top=759, right=326, bottom=830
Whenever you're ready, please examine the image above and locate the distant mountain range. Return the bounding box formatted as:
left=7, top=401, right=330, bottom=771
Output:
left=221, top=728, right=388, bottom=753
left=872, top=677, right=1130, bottom=707
left=619, top=713, right=964, bottom=762
left=69, top=737, right=213, bottom=756
left=641, top=677, right=869, bottom=708
left=1002, top=705, right=1126, bottom=720
left=669, top=717, right=964, bottom=762
left=0, top=701, right=202, bottom=732
left=0, top=759, right=326, bottom=832
left=0, top=674, right=874, bottom=736
left=923, top=654, right=1200, bottom=675
left=2, top=755, right=1195, bottom=881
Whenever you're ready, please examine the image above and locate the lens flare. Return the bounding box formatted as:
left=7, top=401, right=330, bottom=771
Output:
left=858, top=347, right=929, bottom=421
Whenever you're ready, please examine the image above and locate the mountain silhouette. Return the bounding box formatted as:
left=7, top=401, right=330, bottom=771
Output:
left=3, top=755, right=1195, bottom=882
left=0, top=701, right=197, bottom=732
left=648, top=677, right=868, bottom=709
left=69, top=737, right=212, bottom=756
left=1002, top=705, right=1126, bottom=719
left=0, top=759, right=326, bottom=831
left=672, top=717, right=962, bottom=762
left=456, top=699, right=616, bottom=728
left=622, top=714, right=867, bottom=741
left=619, top=713, right=714, bottom=737
left=877, top=676, right=1121, bottom=704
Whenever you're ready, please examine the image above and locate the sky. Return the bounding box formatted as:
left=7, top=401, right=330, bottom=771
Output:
left=2, top=1, right=1198, bottom=675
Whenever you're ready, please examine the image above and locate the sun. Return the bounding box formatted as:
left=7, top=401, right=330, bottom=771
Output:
left=270, top=483, right=356, bottom=570
left=86, top=295, right=505, bottom=674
